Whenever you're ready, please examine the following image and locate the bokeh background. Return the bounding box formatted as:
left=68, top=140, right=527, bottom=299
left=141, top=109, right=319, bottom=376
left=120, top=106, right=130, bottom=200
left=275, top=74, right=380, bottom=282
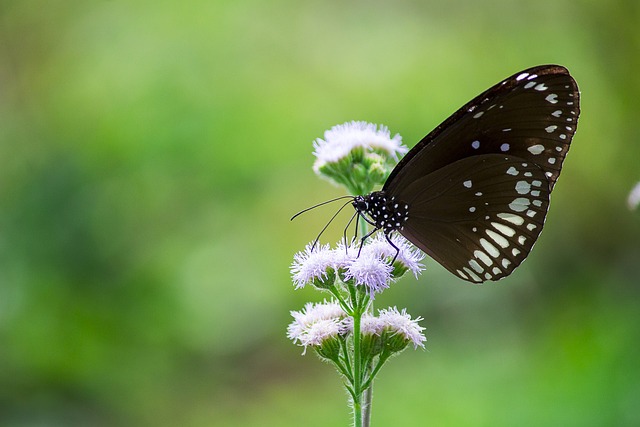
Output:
left=1, top=0, right=639, bottom=426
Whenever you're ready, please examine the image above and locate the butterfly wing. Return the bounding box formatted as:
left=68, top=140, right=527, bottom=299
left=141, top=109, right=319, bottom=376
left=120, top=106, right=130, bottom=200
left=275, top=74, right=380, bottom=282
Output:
left=381, top=65, right=579, bottom=282
left=397, top=154, right=551, bottom=283
left=384, top=65, right=580, bottom=195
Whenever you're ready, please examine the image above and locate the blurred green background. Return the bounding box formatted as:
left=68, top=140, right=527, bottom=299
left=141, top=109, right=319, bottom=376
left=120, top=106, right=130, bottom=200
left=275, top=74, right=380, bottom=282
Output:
left=1, top=0, right=639, bottom=426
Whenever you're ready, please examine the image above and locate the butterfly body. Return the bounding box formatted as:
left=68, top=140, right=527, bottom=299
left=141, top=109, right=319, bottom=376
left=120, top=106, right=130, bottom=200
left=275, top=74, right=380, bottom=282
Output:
left=353, top=192, right=409, bottom=235
left=355, top=65, right=580, bottom=283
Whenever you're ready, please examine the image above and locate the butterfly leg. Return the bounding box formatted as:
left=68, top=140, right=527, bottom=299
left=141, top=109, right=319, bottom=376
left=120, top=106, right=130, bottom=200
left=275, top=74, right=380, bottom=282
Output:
left=342, top=211, right=359, bottom=251
left=357, top=228, right=379, bottom=258
left=384, top=232, right=400, bottom=265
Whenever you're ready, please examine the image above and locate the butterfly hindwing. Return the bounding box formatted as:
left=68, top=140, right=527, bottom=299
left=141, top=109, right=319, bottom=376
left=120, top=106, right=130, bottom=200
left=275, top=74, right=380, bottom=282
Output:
left=396, top=154, right=551, bottom=283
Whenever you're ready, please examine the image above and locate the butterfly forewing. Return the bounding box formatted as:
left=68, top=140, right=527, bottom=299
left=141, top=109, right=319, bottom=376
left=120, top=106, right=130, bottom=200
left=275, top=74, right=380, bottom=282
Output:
left=397, top=155, right=551, bottom=283
left=384, top=65, right=580, bottom=196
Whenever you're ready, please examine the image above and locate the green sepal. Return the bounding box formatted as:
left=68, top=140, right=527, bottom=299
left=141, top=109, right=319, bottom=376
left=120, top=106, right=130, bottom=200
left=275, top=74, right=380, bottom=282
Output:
left=315, top=336, right=343, bottom=361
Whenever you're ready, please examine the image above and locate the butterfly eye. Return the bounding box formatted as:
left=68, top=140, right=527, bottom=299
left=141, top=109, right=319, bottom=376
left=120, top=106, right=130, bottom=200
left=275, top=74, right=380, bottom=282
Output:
left=352, top=196, right=368, bottom=212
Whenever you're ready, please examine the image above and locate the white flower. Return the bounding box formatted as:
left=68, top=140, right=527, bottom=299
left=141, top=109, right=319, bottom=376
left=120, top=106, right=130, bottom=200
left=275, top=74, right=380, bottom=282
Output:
left=628, top=182, right=640, bottom=211
left=362, top=233, right=425, bottom=278
left=287, top=300, right=347, bottom=353
left=290, top=243, right=335, bottom=289
left=340, top=313, right=384, bottom=336
left=332, top=240, right=360, bottom=270
left=378, top=307, right=426, bottom=349
left=343, top=250, right=393, bottom=297
left=312, top=121, right=407, bottom=174
left=299, top=319, right=343, bottom=347
left=360, top=313, right=385, bottom=336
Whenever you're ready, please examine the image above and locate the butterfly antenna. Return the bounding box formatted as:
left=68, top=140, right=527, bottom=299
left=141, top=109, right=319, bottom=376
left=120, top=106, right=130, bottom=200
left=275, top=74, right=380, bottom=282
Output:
left=291, top=195, right=355, bottom=221
left=310, top=200, right=354, bottom=251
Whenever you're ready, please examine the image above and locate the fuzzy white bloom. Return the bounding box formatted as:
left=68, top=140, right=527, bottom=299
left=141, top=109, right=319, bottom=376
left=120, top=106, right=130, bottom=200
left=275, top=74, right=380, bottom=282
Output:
left=378, top=307, right=426, bottom=349
left=332, top=240, right=360, bottom=271
left=628, top=182, right=640, bottom=211
left=359, top=313, right=385, bottom=336
left=362, top=233, right=425, bottom=278
left=290, top=243, right=335, bottom=289
left=292, top=235, right=423, bottom=297
left=340, top=313, right=384, bottom=336
left=287, top=300, right=347, bottom=353
left=300, top=319, right=343, bottom=346
left=312, top=121, right=407, bottom=172
left=343, top=250, right=393, bottom=297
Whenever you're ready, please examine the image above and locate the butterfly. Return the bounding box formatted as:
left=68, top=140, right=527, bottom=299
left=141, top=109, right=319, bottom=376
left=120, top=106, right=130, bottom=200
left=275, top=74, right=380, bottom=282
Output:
left=303, top=65, right=580, bottom=283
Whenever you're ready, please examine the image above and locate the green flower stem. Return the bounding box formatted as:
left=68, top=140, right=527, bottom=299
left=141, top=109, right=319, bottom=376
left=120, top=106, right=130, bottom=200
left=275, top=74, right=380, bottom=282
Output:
left=361, top=352, right=391, bottom=392
left=329, top=286, right=351, bottom=314
left=332, top=358, right=354, bottom=387
left=358, top=216, right=374, bottom=427
left=352, top=306, right=363, bottom=427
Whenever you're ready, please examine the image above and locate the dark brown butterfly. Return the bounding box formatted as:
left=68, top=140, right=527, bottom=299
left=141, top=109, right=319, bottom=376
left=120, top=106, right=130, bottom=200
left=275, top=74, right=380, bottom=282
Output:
left=352, top=65, right=580, bottom=283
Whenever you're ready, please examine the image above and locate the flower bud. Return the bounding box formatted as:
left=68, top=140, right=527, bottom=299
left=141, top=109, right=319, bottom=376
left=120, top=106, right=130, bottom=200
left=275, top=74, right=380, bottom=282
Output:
left=312, top=121, right=407, bottom=195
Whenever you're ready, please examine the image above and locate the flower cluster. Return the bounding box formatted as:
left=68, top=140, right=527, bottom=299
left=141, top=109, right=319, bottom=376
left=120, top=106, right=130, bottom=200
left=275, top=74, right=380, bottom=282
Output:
left=313, top=121, right=408, bottom=195
left=288, top=300, right=426, bottom=358
left=287, top=121, right=427, bottom=425
left=287, top=300, right=347, bottom=356
left=291, top=233, right=425, bottom=297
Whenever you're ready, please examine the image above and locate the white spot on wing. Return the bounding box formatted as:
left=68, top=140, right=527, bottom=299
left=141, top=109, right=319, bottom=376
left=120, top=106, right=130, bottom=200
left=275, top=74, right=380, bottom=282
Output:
left=492, top=222, right=515, bottom=237
left=528, top=144, right=545, bottom=155
left=498, top=212, right=525, bottom=225
left=486, top=229, right=509, bottom=248
left=515, top=181, right=531, bottom=195
left=474, top=250, right=493, bottom=267
left=469, top=259, right=484, bottom=273
left=509, top=198, right=530, bottom=212
left=464, top=180, right=472, bottom=188
left=506, top=166, right=518, bottom=176
left=463, top=267, right=481, bottom=282
left=457, top=269, right=469, bottom=280
left=472, top=140, right=480, bottom=149
left=546, top=93, right=559, bottom=104
left=480, top=238, right=500, bottom=258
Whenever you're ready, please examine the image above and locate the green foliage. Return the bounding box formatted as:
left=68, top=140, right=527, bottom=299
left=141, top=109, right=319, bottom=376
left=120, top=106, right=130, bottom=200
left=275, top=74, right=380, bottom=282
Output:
left=1, top=0, right=639, bottom=426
